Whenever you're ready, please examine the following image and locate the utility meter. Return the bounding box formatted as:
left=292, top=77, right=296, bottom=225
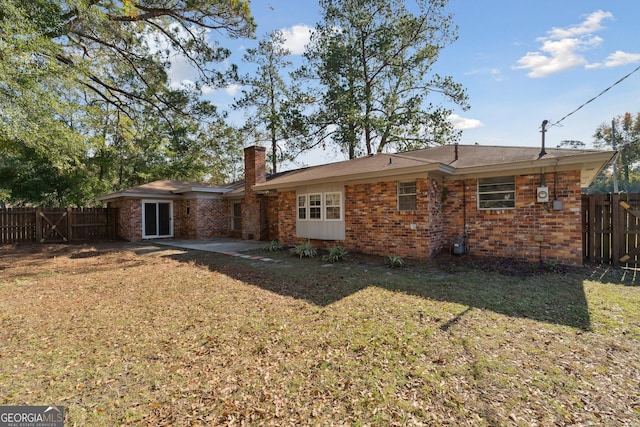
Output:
left=537, top=186, right=549, bottom=203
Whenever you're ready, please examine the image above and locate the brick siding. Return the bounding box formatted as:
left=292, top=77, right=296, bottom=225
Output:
left=269, top=171, right=582, bottom=265
left=264, top=195, right=281, bottom=241
left=272, top=190, right=297, bottom=246
left=344, top=178, right=443, bottom=259
left=442, top=171, right=582, bottom=265
left=110, top=197, right=232, bottom=241
left=242, top=146, right=267, bottom=240
left=108, top=199, right=142, bottom=241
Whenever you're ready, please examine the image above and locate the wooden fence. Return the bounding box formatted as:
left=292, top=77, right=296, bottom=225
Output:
left=0, top=208, right=118, bottom=244
left=582, top=193, right=640, bottom=266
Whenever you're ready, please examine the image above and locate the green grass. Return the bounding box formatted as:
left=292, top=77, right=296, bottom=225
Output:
left=0, top=242, right=639, bottom=425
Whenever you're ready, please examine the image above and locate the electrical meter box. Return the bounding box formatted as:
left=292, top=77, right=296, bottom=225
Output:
left=537, top=186, right=549, bottom=203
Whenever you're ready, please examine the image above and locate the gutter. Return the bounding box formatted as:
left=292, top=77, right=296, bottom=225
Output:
left=97, top=188, right=233, bottom=201
left=447, top=151, right=616, bottom=177
left=253, top=162, right=455, bottom=192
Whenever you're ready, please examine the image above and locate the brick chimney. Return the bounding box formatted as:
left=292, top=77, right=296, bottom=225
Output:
left=242, top=146, right=266, bottom=240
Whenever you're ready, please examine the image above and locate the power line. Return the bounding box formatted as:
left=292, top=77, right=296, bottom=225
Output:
left=550, top=63, right=640, bottom=128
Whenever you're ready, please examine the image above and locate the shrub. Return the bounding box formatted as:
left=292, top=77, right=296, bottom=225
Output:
left=322, top=246, right=349, bottom=263
left=263, top=240, right=284, bottom=252
left=386, top=255, right=404, bottom=268
left=291, top=241, right=317, bottom=258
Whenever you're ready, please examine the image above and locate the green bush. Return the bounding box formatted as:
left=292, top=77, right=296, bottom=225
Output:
left=291, top=241, right=317, bottom=258
left=386, top=255, right=404, bottom=268
left=322, top=246, right=349, bottom=263
left=263, top=240, right=284, bottom=252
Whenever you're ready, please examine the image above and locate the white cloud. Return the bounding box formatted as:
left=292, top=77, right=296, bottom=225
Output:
left=600, top=50, right=640, bottom=68
left=201, top=85, right=216, bottom=95
left=169, top=79, right=196, bottom=91
left=224, top=84, right=241, bottom=96
left=545, top=10, right=613, bottom=39
left=280, top=24, right=313, bottom=55
left=449, top=114, right=484, bottom=130
left=513, top=10, right=614, bottom=78
left=465, top=67, right=503, bottom=82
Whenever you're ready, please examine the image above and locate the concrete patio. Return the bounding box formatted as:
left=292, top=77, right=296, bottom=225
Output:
left=151, top=238, right=265, bottom=254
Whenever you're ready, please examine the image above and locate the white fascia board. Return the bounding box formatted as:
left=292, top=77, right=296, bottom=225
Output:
left=448, top=151, right=616, bottom=178
left=181, top=192, right=224, bottom=200
left=97, top=192, right=177, bottom=201
left=172, top=186, right=232, bottom=194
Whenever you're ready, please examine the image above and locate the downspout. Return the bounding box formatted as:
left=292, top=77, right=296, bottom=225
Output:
left=463, top=181, right=467, bottom=252
left=463, top=181, right=467, bottom=236
left=450, top=179, right=469, bottom=255
left=459, top=144, right=467, bottom=253
left=458, top=180, right=468, bottom=254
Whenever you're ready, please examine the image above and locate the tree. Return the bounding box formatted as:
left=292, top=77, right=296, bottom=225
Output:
left=0, top=107, right=246, bottom=206
left=233, top=30, right=308, bottom=173
left=0, top=0, right=254, bottom=204
left=557, top=140, right=586, bottom=149
left=592, top=112, right=640, bottom=193
left=303, top=0, right=469, bottom=158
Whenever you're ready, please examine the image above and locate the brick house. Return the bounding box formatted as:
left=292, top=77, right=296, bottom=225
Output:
left=98, top=144, right=614, bottom=265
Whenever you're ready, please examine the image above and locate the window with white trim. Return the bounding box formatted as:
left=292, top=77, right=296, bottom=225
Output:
left=297, top=195, right=306, bottom=220
left=477, top=176, right=516, bottom=209
left=398, top=181, right=417, bottom=211
left=297, top=192, right=343, bottom=221
left=325, top=192, right=342, bottom=220
left=309, top=194, right=322, bottom=219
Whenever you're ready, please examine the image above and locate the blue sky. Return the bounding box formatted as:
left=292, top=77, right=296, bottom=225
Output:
left=169, top=1, right=640, bottom=167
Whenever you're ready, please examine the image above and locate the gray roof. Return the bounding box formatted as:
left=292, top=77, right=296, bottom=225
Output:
left=98, top=145, right=616, bottom=201
left=253, top=144, right=615, bottom=190
left=96, top=179, right=236, bottom=201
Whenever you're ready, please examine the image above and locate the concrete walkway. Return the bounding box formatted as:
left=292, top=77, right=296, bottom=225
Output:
left=152, top=238, right=265, bottom=254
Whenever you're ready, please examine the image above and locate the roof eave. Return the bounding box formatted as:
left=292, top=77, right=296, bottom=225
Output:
left=172, top=186, right=233, bottom=194
left=449, top=151, right=616, bottom=177
left=253, top=163, right=454, bottom=192
left=97, top=192, right=179, bottom=201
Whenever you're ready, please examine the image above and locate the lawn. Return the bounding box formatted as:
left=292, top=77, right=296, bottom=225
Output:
left=0, top=242, right=639, bottom=426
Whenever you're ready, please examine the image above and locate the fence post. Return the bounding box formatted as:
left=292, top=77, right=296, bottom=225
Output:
left=67, top=207, right=73, bottom=242
left=588, top=195, right=596, bottom=263
left=612, top=194, right=620, bottom=267
left=35, top=208, right=42, bottom=243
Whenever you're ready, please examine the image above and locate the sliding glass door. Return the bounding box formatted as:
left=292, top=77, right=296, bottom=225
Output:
left=142, top=201, right=173, bottom=238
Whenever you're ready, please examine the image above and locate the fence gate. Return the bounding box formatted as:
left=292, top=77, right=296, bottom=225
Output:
left=1, top=207, right=118, bottom=244
left=582, top=193, right=640, bottom=266
left=37, top=208, right=70, bottom=243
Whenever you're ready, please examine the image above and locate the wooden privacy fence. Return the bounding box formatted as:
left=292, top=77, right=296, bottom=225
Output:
left=0, top=208, right=118, bottom=244
left=582, top=193, right=640, bottom=266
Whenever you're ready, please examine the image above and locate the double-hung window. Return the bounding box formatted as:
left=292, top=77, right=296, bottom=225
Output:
left=477, top=176, right=516, bottom=209
left=325, top=192, right=342, bottom=220
left=309, top=194, right=322, bottom=219
left=297, top=195, right=307, bottom=219
left=398, top=181, right=417, bottom=211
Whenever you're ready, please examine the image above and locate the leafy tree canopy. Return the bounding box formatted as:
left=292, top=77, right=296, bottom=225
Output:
left=0, top=0, right=254, bottom=205
left=234, top=30, right=311, bottom=173
left=587, top=112, right=640, bottom=194
left=302, top=0, right=469, bottom=158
